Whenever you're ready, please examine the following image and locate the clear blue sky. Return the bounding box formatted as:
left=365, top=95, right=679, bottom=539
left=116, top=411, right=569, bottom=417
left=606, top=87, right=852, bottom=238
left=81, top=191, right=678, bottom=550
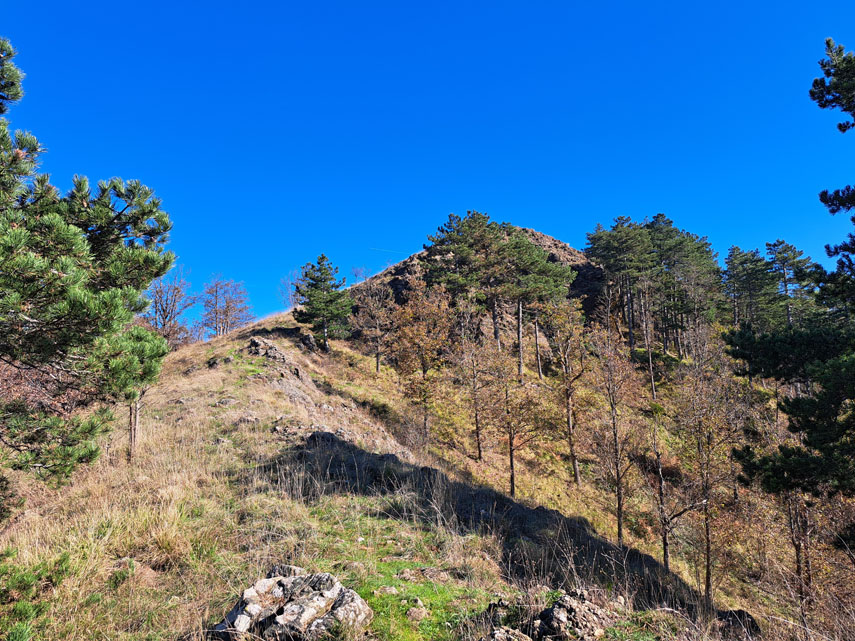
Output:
left=5, top=1, right=855, bottom=318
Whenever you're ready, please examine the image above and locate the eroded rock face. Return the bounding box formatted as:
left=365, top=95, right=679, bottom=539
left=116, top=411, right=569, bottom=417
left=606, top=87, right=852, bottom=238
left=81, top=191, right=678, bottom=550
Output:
left=210, top=568, right=373, bottom=640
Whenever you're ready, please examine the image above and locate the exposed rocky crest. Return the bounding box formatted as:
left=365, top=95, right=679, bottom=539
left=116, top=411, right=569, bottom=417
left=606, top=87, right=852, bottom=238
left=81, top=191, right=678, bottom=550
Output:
left=211, top=565, right=373, bottom=640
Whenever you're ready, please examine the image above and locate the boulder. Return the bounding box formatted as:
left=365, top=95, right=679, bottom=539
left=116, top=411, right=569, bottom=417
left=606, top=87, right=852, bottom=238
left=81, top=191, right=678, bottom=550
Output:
left=481, top=628, right=534, bottom=641
left=478, top=589, right=612, bottom=641
left=210, top=568, right=373, bottom=640
left=536, top=590, right=611, bottom=640
left=537, top=590, right=610, bottom=641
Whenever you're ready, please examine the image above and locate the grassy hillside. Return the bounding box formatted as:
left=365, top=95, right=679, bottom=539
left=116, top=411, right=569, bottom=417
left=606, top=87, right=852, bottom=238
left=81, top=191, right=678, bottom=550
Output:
left=0, top=309, right=845, bottom=641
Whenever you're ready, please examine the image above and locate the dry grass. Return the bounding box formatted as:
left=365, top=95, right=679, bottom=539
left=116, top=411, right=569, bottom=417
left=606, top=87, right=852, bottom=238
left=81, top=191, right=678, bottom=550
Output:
left=1, top=312, right=841, bottom=639
left=0, top=318, right=508, bottom=640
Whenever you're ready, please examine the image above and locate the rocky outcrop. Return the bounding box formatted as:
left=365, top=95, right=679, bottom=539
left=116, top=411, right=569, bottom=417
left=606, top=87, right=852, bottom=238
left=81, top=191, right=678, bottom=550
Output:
left=210, top=566, right=373, bottom=640
left=477, top=589, right=612, bottom=641
left=532, top=589, right=610, bottom=640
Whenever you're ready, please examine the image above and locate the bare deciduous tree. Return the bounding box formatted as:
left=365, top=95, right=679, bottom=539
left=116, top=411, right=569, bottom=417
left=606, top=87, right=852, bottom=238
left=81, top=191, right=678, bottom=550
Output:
left=201, top=276, right=254, bottom=338
left=142, top=267, right=198, bottom=349
left=351, top=278, right=394, bottom=374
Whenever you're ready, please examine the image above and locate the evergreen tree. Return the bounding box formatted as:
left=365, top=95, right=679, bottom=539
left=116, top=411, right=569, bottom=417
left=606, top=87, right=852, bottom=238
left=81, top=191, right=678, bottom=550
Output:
left=586, top=217, right=656, bottom=351
left=293, top=254, right=352, bottom=351
left=103, top=325, right=169, bottom=461
left=731, top=40, right=855, bottom=501
left=498, top=228, right=575, bottom=380
left=766, top=240, right=812, bottom=328
left=421, top=211, right=505, bottom=344
left=0, top=38, right=173, bottom=491
left=723, top=246, right=781, bottom=331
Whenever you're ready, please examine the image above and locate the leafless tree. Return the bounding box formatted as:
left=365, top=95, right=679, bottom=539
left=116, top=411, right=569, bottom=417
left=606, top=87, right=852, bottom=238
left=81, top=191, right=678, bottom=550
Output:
left=351, top=278, right=394, bottom=373
left=141, top=266, right=198, bottom=349
left=201, top=276, right=254, bottom=338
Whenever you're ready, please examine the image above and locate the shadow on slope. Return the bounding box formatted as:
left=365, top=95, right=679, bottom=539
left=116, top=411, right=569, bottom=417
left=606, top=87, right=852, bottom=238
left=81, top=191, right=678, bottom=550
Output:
left=243, top=430, right=754, bottom=630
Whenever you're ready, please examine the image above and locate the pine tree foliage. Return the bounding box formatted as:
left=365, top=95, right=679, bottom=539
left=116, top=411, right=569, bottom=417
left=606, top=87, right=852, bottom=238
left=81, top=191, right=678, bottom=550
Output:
left=0, top=38, right=173, bottom=487
left=731, top=40, right=855, bottom=501
left=292, top=254, right=352, bottom=351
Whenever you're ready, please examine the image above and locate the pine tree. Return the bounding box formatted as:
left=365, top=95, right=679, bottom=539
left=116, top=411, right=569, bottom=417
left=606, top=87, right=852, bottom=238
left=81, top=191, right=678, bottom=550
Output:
left=103, top=326, right=169, bottom=461
left=723, top=246, right=781, bottom=332
left=498, top=228, right=575, bottom=381
left=727, top=47, right=855, bottom=630
left=421, top=211, right=505, bottom=345
left=292, top=255, right=352, bottom=351
left=0, top=38, right=173, bottom=492
left=766, top=240, right=812, bottom=328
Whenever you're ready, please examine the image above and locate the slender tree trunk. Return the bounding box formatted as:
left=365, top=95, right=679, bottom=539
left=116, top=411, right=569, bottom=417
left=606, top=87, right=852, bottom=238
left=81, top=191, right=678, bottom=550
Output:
left=128, top=399, right=140, bottom=463
left=421, top=367, right=429, bottom=442
left=566, top=391, right=581, bottom=486
left=508, top=434, right=516, bottom=498
left=472, top=361, right=483, bottom=461
left=655, top=447, right=670, bottom=572
left=375, top=348, right=381, bottom=373
left=612, top=404, right=624, bottom=547
left=703, top=490, right=712, bottom=607
left=626, top=283, right=635, bottom=351
left=491, top=300, right=502, bottom=350
left=641, top=293, right=656, bottom=400
left=517, top=298, right=524, bottom=382
left=323, top=319, right=329, bottom=352
left=534, top=314, right=543, bottom=380
left=783, top=278, right=793, bottom=328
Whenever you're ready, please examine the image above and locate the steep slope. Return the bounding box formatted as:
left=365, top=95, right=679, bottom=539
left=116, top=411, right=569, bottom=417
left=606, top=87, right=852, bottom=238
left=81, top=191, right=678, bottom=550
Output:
left=0, top=315, right=698, bottom=641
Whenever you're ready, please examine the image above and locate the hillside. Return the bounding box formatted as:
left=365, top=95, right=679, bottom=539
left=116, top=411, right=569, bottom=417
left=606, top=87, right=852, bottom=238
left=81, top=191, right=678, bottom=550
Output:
left=0, top=309, right=734, bottom=641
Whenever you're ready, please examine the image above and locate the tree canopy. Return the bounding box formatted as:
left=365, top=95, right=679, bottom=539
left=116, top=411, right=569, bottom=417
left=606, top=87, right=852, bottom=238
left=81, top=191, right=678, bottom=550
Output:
left=0, top=38, right=173, bottom=485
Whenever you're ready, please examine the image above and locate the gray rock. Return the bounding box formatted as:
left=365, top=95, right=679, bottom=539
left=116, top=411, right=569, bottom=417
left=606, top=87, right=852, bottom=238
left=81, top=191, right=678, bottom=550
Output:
left=481, top=628, right=533, bottom=641
left=210, top=568, right=372, bottom=641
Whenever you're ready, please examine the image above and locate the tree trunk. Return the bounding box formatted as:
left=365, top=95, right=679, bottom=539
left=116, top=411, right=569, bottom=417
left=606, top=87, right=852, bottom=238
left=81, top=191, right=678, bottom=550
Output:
left=128, top=399, right=140, bottom=463
left=472, top=361, right=483, bottom=461
left=508, top=435, right=516, bottom=498
left=566, top=391, right=580, bottom=486
left=421, top=367, right=430, bottom=442
left=656, top=449, right=669, bottom=572
left=612, top=404, right=623, bottom=547
left=375, top=346, right=381, bottom=373
left=491, top=300, right=502, bottom=350
left=783, top=278, right=793, bottom=328
left=703, top=496, right=712, bottom=607
left=517, top=298, right=524, bottom=382
left=626, top=283, right=635, bottom=351
left=323, top=319, right=329, bottom=352
left=534, top=314, right=543, bottom=380
left=641, top=294, right=656, bottom=400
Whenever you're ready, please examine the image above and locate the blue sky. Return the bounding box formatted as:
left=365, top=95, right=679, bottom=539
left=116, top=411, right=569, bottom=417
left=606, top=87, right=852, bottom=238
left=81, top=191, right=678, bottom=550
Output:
left=5, top=1, right=855, bottom=318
